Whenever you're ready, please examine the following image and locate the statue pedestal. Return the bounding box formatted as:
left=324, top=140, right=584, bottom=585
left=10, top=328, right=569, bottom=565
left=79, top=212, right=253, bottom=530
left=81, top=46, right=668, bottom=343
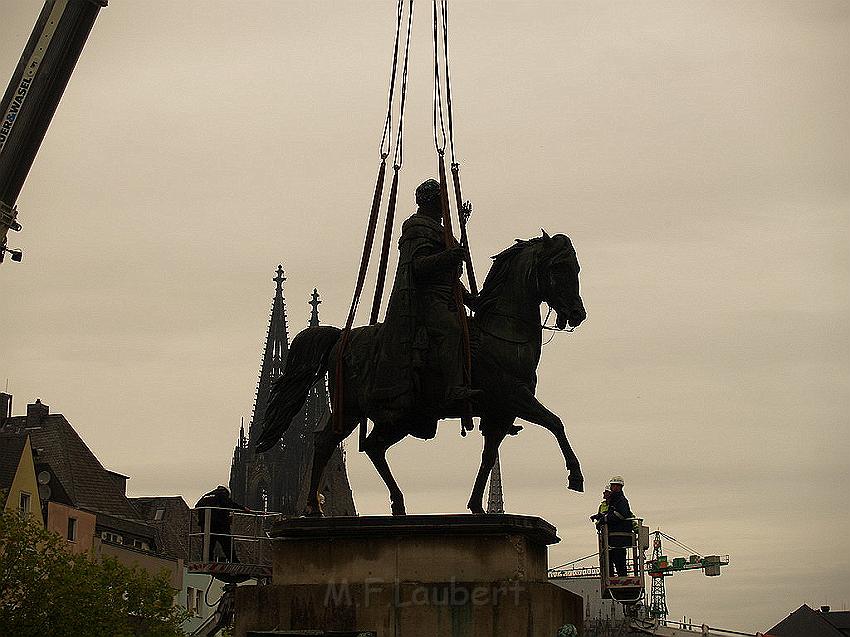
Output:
left=233, top=514, right=582, bottom=637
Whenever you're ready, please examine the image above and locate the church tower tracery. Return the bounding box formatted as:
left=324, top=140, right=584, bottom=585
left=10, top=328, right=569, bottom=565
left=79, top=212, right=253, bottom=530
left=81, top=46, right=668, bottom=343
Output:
left=486, top=453, right=505, bottom=514
left=229, top=267, right=355, bottom=516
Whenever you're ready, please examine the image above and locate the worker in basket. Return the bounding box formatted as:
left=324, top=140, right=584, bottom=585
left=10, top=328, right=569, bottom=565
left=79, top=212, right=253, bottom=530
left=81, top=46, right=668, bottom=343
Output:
left=195, top=485, right=251, bottom=563
left=591, top=487, right=612, bottom=528
left=590, top=475, right=634, bottom=577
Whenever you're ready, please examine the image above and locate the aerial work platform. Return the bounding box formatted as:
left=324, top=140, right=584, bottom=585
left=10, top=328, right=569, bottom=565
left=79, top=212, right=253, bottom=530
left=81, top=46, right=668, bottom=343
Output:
left=187, top=507, right=277, bottom=582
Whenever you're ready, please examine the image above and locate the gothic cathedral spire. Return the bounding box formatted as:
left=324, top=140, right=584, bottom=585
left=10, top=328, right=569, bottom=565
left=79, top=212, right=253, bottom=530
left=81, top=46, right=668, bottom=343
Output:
left=309, top=288, right=321, bottom=328
left=247, top=264, right=290, bottom=447
left=230, top=266, right=355, bottom=516
left=486, top=453, right=505, bottom=514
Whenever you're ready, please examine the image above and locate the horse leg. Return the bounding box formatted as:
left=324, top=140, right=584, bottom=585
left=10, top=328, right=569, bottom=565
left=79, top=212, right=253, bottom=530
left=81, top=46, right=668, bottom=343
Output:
left=304, top=415, right=358, bottom=516
left=363, top=424, right=409, bottom=516
left=513, top=389, right=584, bottom=492
left=467, top=420, right=508, bottom=515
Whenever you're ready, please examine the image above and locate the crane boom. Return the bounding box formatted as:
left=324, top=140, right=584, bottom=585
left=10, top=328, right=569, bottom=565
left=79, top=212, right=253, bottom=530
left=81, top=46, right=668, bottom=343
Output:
left=0, top=0, right=107, bottom=262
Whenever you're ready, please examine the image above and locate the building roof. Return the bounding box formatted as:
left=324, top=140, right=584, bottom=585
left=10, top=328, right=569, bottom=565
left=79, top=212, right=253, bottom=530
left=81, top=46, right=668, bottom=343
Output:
left=0, top=432, right=27, bottom=496
left=129, top=496, right=191, bottom=561
left=823, top=610, right=850, bottom=634
left=767, top=604, right=850, bottom=637
left=1, top=410, right=141, bottom=522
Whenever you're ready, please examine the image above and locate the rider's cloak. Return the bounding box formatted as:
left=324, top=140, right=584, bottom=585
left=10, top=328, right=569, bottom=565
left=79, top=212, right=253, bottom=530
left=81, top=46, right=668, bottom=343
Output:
left=370, top=212, right=457, bottom=435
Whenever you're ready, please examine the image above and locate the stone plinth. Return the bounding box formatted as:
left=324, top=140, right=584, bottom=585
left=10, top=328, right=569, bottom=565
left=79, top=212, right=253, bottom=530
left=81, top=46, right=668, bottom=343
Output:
left=233, top=514, right=583, bottom=636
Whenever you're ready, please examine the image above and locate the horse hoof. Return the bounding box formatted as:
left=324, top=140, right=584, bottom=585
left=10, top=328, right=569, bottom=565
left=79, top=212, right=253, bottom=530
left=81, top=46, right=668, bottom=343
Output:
left=567, top=476, right=584, bottom=493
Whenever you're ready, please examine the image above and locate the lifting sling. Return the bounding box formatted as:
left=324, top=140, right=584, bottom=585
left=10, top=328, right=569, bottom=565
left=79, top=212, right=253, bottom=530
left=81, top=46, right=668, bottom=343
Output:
left=333, top=0, right=479, bottom=440
left=333, top=0, right=414, bottom=443
left=434, top=0, right=475, bottom=434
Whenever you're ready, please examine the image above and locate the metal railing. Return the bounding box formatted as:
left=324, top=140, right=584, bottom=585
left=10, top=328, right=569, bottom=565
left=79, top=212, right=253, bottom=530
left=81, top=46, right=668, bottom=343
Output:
left=598, top=517, right=647, bottom=604
left=632, top=616, right=764, bottom=636
left=187, top=507, right=280, bottom=578
left=549, top=565, right=602, bottom=578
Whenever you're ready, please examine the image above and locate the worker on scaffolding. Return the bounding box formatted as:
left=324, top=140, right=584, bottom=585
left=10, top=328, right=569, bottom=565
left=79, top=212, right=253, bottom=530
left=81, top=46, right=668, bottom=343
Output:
left=195, top=486, right=251, bottom=563
left=591, top=475, right=634, bottom=577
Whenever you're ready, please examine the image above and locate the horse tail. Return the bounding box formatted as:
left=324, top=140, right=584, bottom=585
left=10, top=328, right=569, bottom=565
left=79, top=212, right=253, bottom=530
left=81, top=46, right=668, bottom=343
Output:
left=255, top=326, right=341, bottom=453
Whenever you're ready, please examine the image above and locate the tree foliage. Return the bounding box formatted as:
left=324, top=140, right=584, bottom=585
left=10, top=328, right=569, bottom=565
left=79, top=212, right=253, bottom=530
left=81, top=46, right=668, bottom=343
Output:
left=0, top=507, right=189, bottom=636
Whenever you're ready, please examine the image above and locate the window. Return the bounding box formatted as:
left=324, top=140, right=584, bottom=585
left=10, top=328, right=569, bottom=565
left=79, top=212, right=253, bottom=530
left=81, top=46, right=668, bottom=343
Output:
left=67, top=517, right=77, bottom=542
left=19, top=492, right=31, bottom=514
left=154, top=508, right=165, bottom=521
left=187, top=587, right=202, bottom=615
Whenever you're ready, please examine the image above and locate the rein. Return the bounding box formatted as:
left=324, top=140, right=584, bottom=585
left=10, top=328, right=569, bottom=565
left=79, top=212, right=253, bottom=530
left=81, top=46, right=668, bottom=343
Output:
left=541, top=306, right=575, bottom=346
left=476, top=248, right=576, bottom=345
left=475, top=306, right=574, bottom=346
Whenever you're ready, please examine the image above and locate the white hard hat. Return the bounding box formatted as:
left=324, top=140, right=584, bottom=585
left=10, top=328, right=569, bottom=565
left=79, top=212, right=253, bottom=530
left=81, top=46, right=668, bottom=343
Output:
left=609, top=475, right=625, bottom=486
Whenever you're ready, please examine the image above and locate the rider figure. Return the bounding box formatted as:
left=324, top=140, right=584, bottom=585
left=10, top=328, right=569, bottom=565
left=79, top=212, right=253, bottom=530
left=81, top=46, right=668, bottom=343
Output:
left=372, top=178, right=478, bottom=427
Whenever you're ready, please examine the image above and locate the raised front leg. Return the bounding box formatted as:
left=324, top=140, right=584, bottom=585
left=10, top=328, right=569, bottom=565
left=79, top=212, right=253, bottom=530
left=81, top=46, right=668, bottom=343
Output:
left=513, top=389, right=583, bottom=492
left=467, top=419, right=509, bottom=514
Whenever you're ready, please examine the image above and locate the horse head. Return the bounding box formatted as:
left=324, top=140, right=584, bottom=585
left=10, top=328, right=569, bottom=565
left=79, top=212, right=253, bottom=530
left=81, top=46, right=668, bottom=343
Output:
left=539, top=231, right=586, bottom=330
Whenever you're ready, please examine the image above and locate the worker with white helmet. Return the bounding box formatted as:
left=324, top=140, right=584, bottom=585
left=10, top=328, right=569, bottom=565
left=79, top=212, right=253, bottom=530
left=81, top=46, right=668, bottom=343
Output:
left=598, top=475, right=634, bottom=577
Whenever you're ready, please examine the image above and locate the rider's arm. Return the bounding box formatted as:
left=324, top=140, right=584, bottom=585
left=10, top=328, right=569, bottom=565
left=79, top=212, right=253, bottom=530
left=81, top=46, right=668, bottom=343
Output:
left=412, top=247, right=465, bottom=282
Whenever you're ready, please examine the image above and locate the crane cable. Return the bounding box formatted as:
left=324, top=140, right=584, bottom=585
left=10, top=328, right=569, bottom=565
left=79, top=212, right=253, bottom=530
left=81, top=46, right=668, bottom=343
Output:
left=550, top=552, right=601, bottom=571
left=371, top=0, right=415, bottom=326
left=439, top=0, right=478, bottom=296
left=658, top=531, right=704, bottom=558
left=433, top=0, right=474, bottom=435
left=333, top=0, right=413, bottom=437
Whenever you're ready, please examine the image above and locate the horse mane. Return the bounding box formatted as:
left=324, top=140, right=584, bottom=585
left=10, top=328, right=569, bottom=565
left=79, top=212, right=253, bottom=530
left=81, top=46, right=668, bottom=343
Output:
left=476, top=237, right=546, bottom=314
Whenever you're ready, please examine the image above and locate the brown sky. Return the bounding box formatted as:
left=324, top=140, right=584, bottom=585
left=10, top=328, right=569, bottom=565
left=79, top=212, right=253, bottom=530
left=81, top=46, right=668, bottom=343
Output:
left=1, top=1, right=848, bottom=631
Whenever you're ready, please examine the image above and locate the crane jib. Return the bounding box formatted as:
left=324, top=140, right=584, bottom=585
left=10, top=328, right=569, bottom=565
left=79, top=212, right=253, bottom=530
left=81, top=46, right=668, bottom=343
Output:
left=0, top=80, right=32, bottom=149
left=0, top=0, right=67, bottom=155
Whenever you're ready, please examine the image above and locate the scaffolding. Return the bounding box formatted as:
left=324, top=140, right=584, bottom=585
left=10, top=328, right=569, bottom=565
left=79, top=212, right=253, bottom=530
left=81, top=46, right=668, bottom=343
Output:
left=186, top=507, right=280, bottom=582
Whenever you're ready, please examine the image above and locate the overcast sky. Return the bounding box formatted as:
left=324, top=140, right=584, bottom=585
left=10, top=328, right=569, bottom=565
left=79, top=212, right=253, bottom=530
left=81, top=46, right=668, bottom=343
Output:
left=1, top=1, right=848, bottom=631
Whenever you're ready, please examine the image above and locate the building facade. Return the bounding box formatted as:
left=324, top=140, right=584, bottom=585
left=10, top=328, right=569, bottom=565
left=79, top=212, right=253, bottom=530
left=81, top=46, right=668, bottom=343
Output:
left=0, top=396, right=182, bottom=588
left=131, top=495, right=226, bottom=633
left=0, top=411, right=42, bottom=522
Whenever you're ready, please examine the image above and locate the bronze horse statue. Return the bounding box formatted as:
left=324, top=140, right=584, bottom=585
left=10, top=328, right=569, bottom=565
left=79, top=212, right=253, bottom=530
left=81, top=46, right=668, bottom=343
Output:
left=256, top=231, right=586, bottom=515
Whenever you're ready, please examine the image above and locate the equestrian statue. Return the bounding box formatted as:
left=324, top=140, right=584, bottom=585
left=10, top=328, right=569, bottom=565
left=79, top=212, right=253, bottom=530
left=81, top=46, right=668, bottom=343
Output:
left=256, top=179, right=587, bottom=516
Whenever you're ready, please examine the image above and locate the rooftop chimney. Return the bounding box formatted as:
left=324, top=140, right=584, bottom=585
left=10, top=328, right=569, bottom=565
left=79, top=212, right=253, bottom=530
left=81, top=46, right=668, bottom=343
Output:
left=26, top=399, right=49, bottom=426
left=0, top=393, right=11, bottom=422
left=106, top=470, right=128, bottom=496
